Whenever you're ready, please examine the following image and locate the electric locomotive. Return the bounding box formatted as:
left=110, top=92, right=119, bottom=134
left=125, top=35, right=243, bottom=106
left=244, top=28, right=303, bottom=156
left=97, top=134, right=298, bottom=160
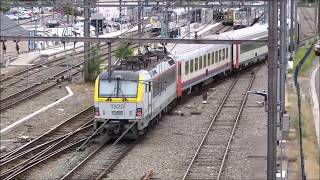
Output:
left=94, top=55, right=176, bottom=139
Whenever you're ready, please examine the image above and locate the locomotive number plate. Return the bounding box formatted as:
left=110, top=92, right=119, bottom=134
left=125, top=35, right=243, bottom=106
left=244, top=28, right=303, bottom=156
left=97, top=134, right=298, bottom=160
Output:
left=111, top=104, right=125, bottom=110
left=111, top=111, right=123, bottom=115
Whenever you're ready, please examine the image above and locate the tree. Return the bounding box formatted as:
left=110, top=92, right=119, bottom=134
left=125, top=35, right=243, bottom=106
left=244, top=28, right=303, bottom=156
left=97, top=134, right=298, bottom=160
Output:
left=1, top=0, right=12, bottom=13
left=115, top=43, right=134, bottom=61
left=87, top=46, right=101, bottom=82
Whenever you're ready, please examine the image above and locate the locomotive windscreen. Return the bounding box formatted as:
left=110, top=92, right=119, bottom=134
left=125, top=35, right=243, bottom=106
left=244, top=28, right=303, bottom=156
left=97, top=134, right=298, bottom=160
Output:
left=98, top=71, right=139, bottom=98
left=99, top=79, right=138, bottom=98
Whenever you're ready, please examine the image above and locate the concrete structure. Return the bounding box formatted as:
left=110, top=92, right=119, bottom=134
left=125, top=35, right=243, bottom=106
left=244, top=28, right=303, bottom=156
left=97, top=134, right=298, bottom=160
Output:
left=0, top=13, right=29, bottom=60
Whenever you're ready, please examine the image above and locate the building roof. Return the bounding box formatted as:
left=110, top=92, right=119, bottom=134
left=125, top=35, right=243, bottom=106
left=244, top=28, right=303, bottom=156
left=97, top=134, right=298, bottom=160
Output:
left=0, top=13, right=29, bottom=37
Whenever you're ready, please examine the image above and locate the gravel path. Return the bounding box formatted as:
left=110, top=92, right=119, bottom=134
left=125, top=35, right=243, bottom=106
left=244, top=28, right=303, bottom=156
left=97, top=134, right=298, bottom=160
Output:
left=0, top=74, right=93, bottom=156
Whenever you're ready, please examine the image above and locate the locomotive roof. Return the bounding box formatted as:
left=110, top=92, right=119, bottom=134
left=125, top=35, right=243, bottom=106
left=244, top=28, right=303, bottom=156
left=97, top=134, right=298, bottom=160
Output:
left=168, top=24, right=268, bottom=61
left=99, top=70, right=139, bottom=81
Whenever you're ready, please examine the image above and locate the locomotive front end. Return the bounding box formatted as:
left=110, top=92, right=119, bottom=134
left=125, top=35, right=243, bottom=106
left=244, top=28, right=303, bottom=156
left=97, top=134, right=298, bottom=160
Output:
left=94, top=71, right=144, bottom=139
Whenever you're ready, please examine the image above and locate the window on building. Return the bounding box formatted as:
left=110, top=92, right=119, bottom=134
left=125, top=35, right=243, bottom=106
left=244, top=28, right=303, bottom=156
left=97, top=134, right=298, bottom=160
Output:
left=185, top=61, right=189, bottom=75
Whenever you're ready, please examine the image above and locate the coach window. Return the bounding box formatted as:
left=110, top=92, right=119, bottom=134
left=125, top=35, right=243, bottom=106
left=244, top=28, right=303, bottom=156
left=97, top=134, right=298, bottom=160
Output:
left=222, top=49, right=226, bottom=60
left=203, top=55, right=207, bottom=68
left=207, top=54, right=210, bottom=66
left=185, top=61, right=189, bottom=75
left=219, top=50, right=222, bottom=62
left=215, top=51, right=218, bottom=63
left=190, top=59, right=194, bottom=73
left=211, top=52, right=215, bottom=64
left=195, top=58, right=198, bottom=71
left=199, top=56, right=202, bottom=69
left=226, top=48, right=229, bottom=60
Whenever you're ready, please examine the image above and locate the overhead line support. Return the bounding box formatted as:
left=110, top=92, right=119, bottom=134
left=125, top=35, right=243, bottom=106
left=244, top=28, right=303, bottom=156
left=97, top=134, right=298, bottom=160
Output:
left=267, top=0, right=279, bottom=179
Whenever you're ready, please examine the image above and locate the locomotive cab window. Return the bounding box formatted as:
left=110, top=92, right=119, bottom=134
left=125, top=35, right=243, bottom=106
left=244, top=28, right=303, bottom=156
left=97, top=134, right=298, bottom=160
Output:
left=99, top=79, right=138, bottom=98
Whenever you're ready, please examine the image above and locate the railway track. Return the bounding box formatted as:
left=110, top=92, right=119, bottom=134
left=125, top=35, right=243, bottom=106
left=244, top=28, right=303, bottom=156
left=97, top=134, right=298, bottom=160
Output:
left=299, top=7, right=316, bottom=40
left=0, top=43, right=108, bottom=95
left=182, top=69, right=257, bottom=180
left=0, top=107, right=94, bottom=179
left=0, top=31, right=157, bottom=111
left=0, top=62, right=82, bottom=111
left=61, top=122, right=140, bottom=180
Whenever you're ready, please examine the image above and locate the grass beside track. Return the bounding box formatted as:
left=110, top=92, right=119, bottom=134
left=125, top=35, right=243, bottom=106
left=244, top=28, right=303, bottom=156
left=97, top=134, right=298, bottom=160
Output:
left=286, top=40, right=319, bottom=178
left=290, top=43, right=317, bottom=75
left=287, top=92, right=320, bottom=179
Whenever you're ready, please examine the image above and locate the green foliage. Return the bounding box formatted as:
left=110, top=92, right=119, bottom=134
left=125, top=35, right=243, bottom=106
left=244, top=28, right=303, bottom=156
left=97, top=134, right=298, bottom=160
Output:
left=115, top=43, right=134, bottom=61
left=87, top=47, right=101, bottom=82
left=63, top=7, right=82, bottom=16
left=290, top=43, right=316, bottom=75
left=1, top=0, right=12, bottom=13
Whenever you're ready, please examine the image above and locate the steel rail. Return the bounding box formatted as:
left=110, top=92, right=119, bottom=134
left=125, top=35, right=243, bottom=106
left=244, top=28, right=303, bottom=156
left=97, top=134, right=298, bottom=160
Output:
left=0, top=106, right=93, bottom=161
left=181, top=76, right=239, bottom=180
left=95, top=138, right=141, bottom=180
left=0, top=29, right=155, bottom=86
left=0, top=43, right=100, bottom=89
left=3, top=138, right=87, bottom=180
left=60, top=121, right=138, bottom=180
left=0, top=67, right=81, bottom=111
left=216, top=71, right=257, bottom=180
left=299, top=7, right=316, bottom=37
left=0, top=124, right=93, bottom=179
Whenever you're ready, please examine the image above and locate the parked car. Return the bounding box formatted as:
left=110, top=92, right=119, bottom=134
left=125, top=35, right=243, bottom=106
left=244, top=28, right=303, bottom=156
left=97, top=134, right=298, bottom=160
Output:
left=46, top=19, right=60, bottom=28
left=6, top=14, right=18, bottom=21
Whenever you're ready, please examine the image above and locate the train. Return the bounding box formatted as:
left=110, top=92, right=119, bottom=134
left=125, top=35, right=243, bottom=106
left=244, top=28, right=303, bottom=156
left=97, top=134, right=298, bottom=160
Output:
left=222, top=2, right=265, bottom=28
left=93, top=24, right=268, bottom=139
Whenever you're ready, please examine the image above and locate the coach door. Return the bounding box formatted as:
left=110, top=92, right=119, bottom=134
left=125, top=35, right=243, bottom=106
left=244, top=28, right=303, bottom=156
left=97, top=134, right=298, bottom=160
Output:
left=147, top=82, right=153, bottom=116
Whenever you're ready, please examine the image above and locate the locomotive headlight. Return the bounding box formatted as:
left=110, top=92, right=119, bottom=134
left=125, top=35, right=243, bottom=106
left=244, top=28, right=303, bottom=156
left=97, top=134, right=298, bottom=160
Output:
left=95, top=107, right=100, bottom=116
left=136, top=108, right=143, bottom=116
